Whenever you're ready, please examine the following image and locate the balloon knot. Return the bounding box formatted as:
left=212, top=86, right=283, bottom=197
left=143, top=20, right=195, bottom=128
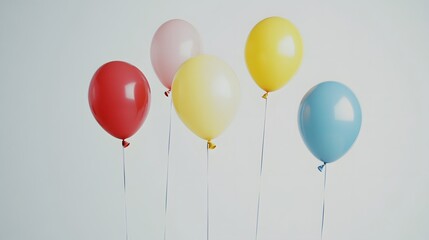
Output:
left=318, top=163, right=326, bottom=172
left=262, top=92, right=268, bottom=99
left=122, top=140, right=130, bottom=148
left=164, top=89, right=171, bottom=97
left=207, top=140, right=216, bottom=150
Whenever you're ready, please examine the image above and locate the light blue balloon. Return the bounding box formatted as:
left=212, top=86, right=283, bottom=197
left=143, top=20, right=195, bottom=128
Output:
left=298, top=81, right=362, bottom=163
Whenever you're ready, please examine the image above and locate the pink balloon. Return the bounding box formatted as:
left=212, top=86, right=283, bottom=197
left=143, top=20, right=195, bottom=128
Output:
left=150, top=19, right=202, bottom=91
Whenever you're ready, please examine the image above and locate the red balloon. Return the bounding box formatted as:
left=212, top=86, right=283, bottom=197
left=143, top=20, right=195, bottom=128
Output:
left=88, top=61, right=151, bottom=142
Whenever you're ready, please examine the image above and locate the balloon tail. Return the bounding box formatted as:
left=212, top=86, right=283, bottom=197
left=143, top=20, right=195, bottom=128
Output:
left=320, top=163, right=327, bottom=240
left=122, top=147, right=129, bottom=240
left=318, top=163, right=326, bottom=172
left=255, top=97, right=268, bottom=240
left=164, top=89, right=171, bottom=97
left=206, top=143, right=210, bottom=240
left=207, top=140, right=216, bottom=150
left=163, top=98, right=173, bottom=240
left=122, top=140, right=130, bottom=148
left=262, top=92, right=269, bottom=99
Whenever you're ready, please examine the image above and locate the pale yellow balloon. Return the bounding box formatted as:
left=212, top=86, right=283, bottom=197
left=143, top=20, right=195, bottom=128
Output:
left=172, top=55, right=240, bottom=141
left=245, top=16, right=303, bottom=93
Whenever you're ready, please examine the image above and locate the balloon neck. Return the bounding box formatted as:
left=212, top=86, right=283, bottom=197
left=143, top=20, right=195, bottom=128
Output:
left=164, top=89, right=171, bottom=97
left=262, top=92, right=269, bottom=99
left=318, top=162, right=326, bottom=172
left=207, top=140, right=216, bottom=150
left=122, top=140, right=130, bottom=148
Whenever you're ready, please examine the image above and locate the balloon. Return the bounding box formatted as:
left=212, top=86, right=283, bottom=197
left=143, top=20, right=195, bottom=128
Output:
left=298, top=81, right=361, bottom=163
left=151, top=19, right=202, bottom=92
left=172, top=55, right=240, bottom=144
left=245, top=16, right=303, bottom=93
left=88, top=61, right=151, bottom=144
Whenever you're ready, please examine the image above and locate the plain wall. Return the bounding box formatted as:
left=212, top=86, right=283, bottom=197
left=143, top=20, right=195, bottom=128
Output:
left=1, top=0, right=428, bottom=239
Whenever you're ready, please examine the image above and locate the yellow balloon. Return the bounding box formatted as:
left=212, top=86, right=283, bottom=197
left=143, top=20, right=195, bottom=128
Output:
left=245, top=16, right=303, bottom=93
left=172, top=55, right=240, bottom=142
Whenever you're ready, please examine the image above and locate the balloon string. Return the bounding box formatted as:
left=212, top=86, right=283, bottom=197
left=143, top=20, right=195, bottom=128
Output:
left=320, top=163, right=327, bottom=240
left=206, top=144, right=210, bottom=240
left=163, top=98, right=173, bottom=240
left=122, top=147, right=129, bottom=240
left=255, top=96, right=268, bottom=240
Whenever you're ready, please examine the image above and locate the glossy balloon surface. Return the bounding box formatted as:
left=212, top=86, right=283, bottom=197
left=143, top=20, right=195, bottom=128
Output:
left=245, top=16, right=303, bottom=92
left=298, top=81, right=361, bottom=163
left=88, top=61, right=151, bottom=140
left=151, top=19, right=202, bottom=90
left=172, top=55, right=240, bottom=141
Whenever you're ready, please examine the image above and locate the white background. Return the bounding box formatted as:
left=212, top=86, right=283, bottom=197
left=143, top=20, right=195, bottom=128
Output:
left=1, top=0, right=428, bottom=239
